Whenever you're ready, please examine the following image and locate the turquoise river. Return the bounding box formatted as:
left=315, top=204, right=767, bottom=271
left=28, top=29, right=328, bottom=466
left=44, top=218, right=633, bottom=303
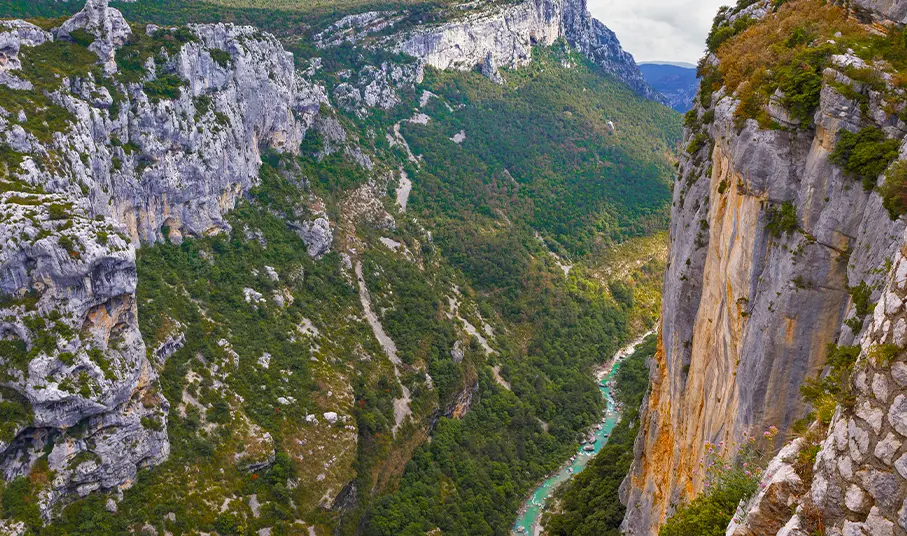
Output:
left=511, top=331, right=654, bottom=536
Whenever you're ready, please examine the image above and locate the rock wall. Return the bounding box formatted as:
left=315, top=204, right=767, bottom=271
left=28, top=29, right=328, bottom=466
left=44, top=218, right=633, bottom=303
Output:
left=727, top=227, right=907, bottom=535
left=619, top=3, right=907, bottom=533
left=0, top=0, right=325, bottom=517
left=848, top=0, right=907, bottom=23
left=394, top=0, right=663, bottom=101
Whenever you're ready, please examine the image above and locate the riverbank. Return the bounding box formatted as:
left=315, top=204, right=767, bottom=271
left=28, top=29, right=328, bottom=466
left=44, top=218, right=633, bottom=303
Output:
left=511, top=329, right=656, bottom=536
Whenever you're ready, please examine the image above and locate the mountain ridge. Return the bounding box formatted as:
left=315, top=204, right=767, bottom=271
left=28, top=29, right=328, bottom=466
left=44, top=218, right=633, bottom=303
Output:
left=639, top=63, right=697, bottom=112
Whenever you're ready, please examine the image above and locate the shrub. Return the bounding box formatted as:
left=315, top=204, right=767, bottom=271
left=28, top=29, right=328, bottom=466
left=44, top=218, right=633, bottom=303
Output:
left=848, top=281, right=873, bottom=318
left=47, top=203, right=69, bottom=220
left=144, top=74, right=185, bottom=101
left=869, top=343, right=901, bottom=366
left=765, top=201, right=798, bottom=237
left=706, top=16, right=754, bottom=53
left=684, top=109, right=700, bottom=129
left=880, top=160, right=907, bottom=219
left=58, top=234, right=77, bottom=255
left=687, top=132, right=712, bottom=155
left=716, top=1, right=866, bottom=127
left=777, top=61, right=823, bottom=123
left=660, top=429, right=771, bottom=536
left=141, top=415, right=164, bottom=432
left=209, top=48, right=232, bottom=68
left=0, top=389, right=31, bottom=444
left=67, top=28, right=95, bottom=48
left=800, top=344, right=860, bottom=423
left=660, top=473, right=757, bottom=536
left=831, top=127, right=901, bottom=187
left=792, top=430, right=823, bottom=485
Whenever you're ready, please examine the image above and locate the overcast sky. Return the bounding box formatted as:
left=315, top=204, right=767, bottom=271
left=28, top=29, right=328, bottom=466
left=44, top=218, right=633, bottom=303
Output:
left=587, top=0, right=729, bottom=65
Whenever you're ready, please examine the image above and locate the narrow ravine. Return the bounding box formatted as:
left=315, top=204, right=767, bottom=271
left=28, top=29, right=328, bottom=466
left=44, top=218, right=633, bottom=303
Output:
left=512, top=330, right=656, bottom=536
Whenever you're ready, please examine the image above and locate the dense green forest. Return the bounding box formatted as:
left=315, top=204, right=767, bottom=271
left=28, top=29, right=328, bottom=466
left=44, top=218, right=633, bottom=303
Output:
left=542, top=335, right=655, bottom=536
left=407, top=45, right=680, bottom=259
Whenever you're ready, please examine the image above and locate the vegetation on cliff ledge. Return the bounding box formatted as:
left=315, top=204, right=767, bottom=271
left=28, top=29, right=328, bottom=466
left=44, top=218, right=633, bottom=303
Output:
left=701, top=0, right=907, bottom=130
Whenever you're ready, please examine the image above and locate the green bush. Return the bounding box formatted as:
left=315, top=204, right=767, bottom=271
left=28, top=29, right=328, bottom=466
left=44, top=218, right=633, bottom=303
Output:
left=47, top=203, right=70, bottom=220
left=831, top=127, right=901, bottom=187
left=687, top=132, right=712, bottom=155
left=706, top=16, right=754, bottom=53
left=777, top=62, right=823, bottom=124
left=765, top=201, right=798, bottom=237
left=800, top=344, right=860, bottom=423
left=67, top=28, right=95, bottom=47
left=684, top=109, right=700, bottom=128
left=0, top=389, right=31, bottom=444
left=849, top=281, right=874, bottom=318
left=209, top=48, right=232, bottom=68
left=660, top=461, right=759, bottom=536
left=58, top=235, right=77, bottom=255
left=880, top=160, right=907, bottom=219
left=143, top=74, right=185, bottom=101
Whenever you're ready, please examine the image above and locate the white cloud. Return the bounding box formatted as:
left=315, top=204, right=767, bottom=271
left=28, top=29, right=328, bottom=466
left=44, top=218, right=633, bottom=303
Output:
left=587, top=0, right=729, bottom=64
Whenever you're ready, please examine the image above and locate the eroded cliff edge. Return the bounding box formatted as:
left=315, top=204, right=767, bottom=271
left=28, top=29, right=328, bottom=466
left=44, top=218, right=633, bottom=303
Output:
left=620, top=1, right=907, bottom=533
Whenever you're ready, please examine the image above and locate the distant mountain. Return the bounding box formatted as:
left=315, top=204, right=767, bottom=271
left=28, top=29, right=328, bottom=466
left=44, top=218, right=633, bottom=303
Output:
left=640, top=60, right=697, bottom=69
left=639, top=63, right=698, bottom=112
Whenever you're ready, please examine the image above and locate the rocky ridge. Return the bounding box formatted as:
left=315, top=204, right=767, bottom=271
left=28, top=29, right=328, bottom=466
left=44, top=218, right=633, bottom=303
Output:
left=314, top=0, right=665, bottom=103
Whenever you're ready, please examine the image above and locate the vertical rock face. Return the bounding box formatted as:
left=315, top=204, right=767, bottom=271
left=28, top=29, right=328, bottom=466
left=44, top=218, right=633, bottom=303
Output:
left=395, top=0, right=665, bottom=102
left=620, top=4, right=907, bottom=533
left=731, top=230, right=907, bottom=535
left=0, top=0, right=325, bottom=517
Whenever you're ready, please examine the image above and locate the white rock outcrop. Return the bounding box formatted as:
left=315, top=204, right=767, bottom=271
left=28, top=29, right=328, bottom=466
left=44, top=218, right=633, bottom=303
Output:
left=395, top=0, right=663, bottom=102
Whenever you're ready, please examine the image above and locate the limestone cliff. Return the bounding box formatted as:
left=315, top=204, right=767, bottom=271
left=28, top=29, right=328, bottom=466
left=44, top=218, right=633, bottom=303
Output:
left=399, top=0, right=662, bottom=100
left=620, top=1, right=907, bottom=533
left=313, top=0, right=664, bottom=102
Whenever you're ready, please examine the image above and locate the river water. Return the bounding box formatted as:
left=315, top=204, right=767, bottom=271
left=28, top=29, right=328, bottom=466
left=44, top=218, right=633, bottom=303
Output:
left=511, top=330, right=655, bottom=536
